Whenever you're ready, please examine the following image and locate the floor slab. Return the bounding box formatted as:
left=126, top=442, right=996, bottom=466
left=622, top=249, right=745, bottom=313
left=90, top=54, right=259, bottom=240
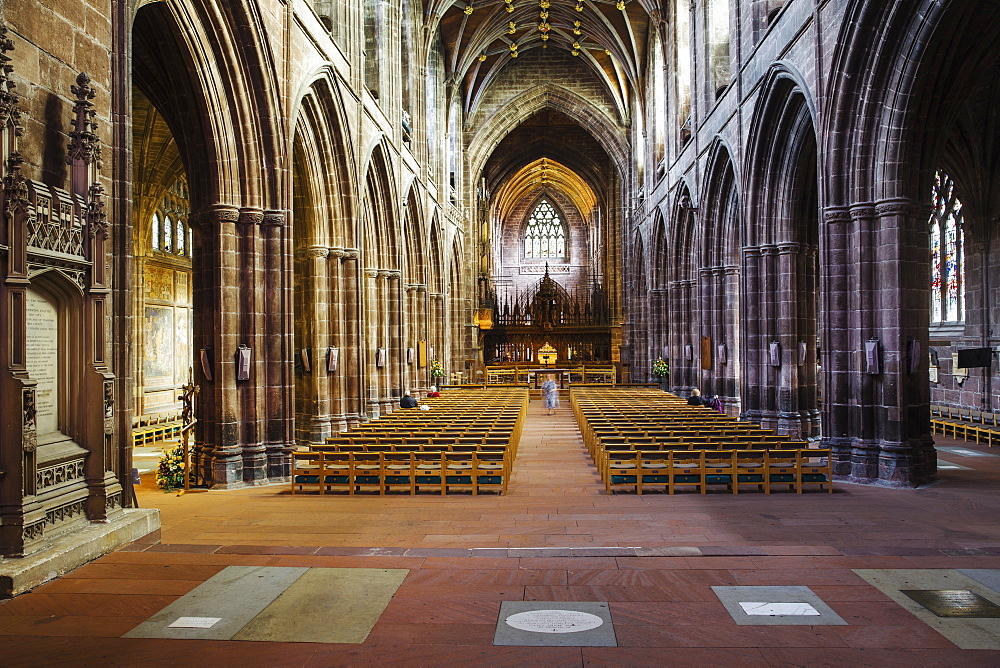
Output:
left=494, top=601, right=616, bottom=647
left=711, top=585, right=847, bottom=626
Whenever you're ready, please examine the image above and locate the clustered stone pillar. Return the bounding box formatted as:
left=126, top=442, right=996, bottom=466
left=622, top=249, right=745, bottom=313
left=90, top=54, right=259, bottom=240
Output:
left=327, top=248, right=349, bottom=433
left=821, top=200, right=935, bottom=486
left=740, top=246, right=763, bottom=422
left=363, top=268, right=380, bottom=419
left=297, top=244, right=333, bottom=444
left=667, top=279, right=696, bottom=394
left=193, top=206, right=243, bottom=487
left=340, top=250, right=363, bottom=428
left=721, top=265, right=741, bottom=415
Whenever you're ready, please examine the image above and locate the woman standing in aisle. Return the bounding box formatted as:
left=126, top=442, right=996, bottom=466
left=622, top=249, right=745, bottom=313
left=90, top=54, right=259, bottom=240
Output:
left=542, top=374, right=560, bottom=415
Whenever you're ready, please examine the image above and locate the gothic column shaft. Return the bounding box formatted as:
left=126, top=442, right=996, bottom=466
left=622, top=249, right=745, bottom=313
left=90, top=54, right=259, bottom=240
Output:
left=237, top=210, right=265, bottom=484
left=741, top=247, right=762, bottom=421
left=193, top=206, right=242, bottom=487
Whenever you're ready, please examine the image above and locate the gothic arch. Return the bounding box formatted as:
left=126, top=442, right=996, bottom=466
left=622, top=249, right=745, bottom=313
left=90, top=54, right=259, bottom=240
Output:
left=742, top=67, right=820, bottom=439
left=667, top=181, right=698, bottom=393
left=467, top=84, right=629, bottom=181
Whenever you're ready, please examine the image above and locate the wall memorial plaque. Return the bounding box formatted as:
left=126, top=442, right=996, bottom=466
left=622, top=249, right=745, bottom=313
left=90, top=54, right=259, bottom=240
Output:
left=25, top=288, right=60, bottom=435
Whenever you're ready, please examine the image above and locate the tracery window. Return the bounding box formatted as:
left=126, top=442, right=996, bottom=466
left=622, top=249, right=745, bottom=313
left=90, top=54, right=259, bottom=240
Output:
left=523, top=200, right=566, bottom=259
left=149, top=178, right=191, bottom=257
left=929, top=171, right=965, bottom=323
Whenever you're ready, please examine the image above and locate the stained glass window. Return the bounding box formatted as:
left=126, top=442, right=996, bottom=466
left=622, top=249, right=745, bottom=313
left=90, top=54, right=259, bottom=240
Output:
left=524, top=200, right=566, bottom=259
left=151, top=213, right=160, bottom=251
left=163, top=215, right=173, bottom=253
left=176, top=219, right=185, bottom=256
left=929, top=171, right=964, bottom=323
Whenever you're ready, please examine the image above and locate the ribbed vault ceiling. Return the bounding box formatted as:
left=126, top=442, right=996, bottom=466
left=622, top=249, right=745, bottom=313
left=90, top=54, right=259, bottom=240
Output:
left=425, top=0, right=654, bottom=118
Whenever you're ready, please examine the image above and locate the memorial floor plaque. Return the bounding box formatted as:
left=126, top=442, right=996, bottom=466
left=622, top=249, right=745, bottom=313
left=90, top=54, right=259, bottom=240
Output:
left=493, top=602, right=616, bottom=647
left=901, top=589, right=1000, bottom=618
left=713, top=586, right=847, bottom=626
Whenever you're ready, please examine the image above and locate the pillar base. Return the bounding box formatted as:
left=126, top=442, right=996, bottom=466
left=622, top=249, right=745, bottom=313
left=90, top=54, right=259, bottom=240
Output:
left=0, top=508, right=160, bottom=599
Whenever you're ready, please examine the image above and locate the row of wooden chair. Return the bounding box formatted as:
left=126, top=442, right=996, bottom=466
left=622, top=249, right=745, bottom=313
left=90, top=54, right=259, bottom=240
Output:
left=291, top=450, right=508, bottom=495
left=931, top=404, right=998, bottom=446
left=131, top=420, right=183, bottom=447
left=602, top=448, right=833, bottom=495
left=570, top=388, right=833, bottom=495
left=298, top=388, right=529, bottom=496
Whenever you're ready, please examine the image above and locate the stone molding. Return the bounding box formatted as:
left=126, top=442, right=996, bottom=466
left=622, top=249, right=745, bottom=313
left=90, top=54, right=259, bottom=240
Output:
left=237, top=209, right=265, bottom=226
left=296, top=245, right=329, bottom=259
left=822, top=207, right=852, bottom=224
left=261, top=211, right=285, bottom=227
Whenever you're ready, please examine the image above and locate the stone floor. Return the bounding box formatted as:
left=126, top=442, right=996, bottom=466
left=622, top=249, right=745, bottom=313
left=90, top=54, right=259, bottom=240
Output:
left=4, top=401, right=1000, bottom=665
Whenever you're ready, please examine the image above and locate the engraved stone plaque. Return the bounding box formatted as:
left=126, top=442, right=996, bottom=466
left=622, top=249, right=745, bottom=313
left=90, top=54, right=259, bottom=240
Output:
left=505, top=609, right=604, bottom=634
left=25, top=288, right=59, bottom=435
left=493, top=601, right=616, bottom=647
left=901, top=590, right=1000, bottom=618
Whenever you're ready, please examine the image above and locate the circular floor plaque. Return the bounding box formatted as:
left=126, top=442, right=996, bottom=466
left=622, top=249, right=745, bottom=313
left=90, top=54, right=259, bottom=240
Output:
left=504, top=609, right=604, bottom=634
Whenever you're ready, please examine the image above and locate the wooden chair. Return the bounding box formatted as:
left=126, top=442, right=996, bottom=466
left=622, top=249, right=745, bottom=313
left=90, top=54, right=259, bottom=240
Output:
left=474, top=452, right=507, bottom=495
left=351, top=452, right=383, bottom=494
left=704, top=450, right=736, bottom=492
left=383, top=451, right=415, bottom=495
left=291, top=452, right=326, bottom=495
left=605, top=450, right=640, bottom=495
left=734, top=449, right=766, bottom=493
left=797, top=448, right=834, bottom=493
left=667, top=450, right=704, bottom=494
left=766, top=450, right=799, bottom=494
left=637, top=450, right=671, bottom=494
left=413, top=451, right=445, bottom=495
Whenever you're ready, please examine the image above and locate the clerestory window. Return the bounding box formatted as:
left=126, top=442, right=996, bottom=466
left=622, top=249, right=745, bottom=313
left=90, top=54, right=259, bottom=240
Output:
left=523, top=200, right=566, bottom=259
left=929, top=170, right=965, bottom=323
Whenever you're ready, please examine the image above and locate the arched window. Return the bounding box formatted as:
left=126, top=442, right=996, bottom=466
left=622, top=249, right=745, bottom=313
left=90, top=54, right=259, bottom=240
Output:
left=929, top=171, right=965, bottom=323
left=163, top=214, right=173, bottom=253
left=176, top=218, right=185, bottom=256
left=523, top=200, right=566, bottom=259
left=151, top=212, right=161, bottom=251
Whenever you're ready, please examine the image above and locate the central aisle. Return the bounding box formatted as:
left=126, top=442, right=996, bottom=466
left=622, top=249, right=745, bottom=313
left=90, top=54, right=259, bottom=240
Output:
left=505, top=394, right=606, bottom=496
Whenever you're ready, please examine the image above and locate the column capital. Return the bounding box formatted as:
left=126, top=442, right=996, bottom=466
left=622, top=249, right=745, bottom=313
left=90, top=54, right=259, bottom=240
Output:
left=238, top=208, right=264, bottom=226
left=364, top=268, right=379, bottom=279
left=822, top=206, right=852, bottom=224
left=261, top=210, right=286, bottom=227
left=196, top=205, right=240, bottom=226
left=875, top=197, right=927, bottom=218
left=296, top=245, right=329, bottom=259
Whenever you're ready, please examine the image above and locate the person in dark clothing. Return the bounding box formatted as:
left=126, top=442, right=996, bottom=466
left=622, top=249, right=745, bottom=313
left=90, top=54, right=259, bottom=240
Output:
left=400, top=391, right=418, bottom=408
left=687, top=388, right=705, bottom=406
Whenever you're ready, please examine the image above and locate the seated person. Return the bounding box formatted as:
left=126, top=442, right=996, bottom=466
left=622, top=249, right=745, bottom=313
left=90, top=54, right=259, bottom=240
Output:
left=687, top=388, right=705, bottom=406
left=426, top=385, right=441, bottom=398
left=400, top=391, right=418, bottom=408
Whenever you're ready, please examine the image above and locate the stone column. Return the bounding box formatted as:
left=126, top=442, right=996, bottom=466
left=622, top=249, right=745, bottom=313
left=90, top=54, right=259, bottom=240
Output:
left=341, top=250, right=363, bottom=427
left=327, top=248, right=349, bottom=433
left=848, top=204, right=881, bottom=479
left=380, top=269, right=402, bottom=413
left=667, top=280, right=684, bottom=394
left=798, top=244, right=820, bottom=439
left=740, top=246, right=762, bottom=422
left=873, top=198, right=935, bottom=485
left=721, top=265, right=740, bottom=415
left=237, top=209, right=266, bottom=484
left=821, top=206, right=858, bottom=475
left=760, top=245, right=780, bottom=430
left=262, top=211, right=294, bottom=480
left=776, top=242, right=802, bottom=437
left=192, top=205, right=243, bottom=488
left=364, top=268, right=381, bottom=419
left=296, top=244, right=333, bottom=444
